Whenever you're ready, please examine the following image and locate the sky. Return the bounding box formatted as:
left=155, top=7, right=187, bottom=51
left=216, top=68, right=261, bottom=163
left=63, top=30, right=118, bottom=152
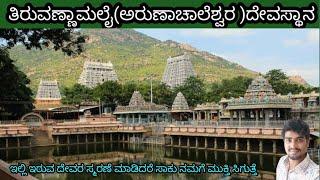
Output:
left=136, top=29, right=319, bottom=87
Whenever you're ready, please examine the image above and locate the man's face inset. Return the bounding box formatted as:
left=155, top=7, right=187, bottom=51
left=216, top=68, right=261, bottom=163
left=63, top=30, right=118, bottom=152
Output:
left=284, top=131, right=309, bottom=161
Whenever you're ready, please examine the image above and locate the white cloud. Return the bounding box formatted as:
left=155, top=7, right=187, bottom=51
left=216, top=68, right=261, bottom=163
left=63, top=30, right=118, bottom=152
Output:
left=306, top=29, right=319, bottom=44
left=283, top=39, right=303, bottom=46
left=283, top=29, right=319, bottom=47
left=180, top=29, right=254, bottom=38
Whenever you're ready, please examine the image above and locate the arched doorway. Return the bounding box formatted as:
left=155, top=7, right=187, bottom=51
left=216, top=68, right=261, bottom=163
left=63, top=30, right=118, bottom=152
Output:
left=21, top=113, right=44, bottom=127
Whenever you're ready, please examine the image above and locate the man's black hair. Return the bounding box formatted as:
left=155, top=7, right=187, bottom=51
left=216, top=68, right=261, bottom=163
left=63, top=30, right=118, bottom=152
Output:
left=281, top=120, right=310, bottom=139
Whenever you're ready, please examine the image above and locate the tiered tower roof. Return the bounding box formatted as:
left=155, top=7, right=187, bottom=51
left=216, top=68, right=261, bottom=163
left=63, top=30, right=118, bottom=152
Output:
left=114, top=91, right=168, bottom=114
left=171, top=92, right=191, bottom=112
left=162, top=53, right=195, bottom=88
left=227, top=76, right=292, bottom=109
left=78, top=61, right=118, bottom=88
left=36, top=80, right=61, bottom=100
left=244, top=76, right=276, bottom=99
left=129, top=91, right=146, bottom=106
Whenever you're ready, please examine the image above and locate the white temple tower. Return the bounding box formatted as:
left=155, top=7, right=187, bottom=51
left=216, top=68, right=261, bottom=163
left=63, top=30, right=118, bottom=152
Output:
left=78, top=61, right=118, bottom=88
left=162, top=53, right=195, bottom=88
left=35, top=80, right=61, bottom=106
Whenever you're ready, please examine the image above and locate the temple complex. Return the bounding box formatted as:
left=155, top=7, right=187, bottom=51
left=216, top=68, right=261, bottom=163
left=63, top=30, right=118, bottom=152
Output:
left=113, top=91, right=170, bottom=124
left=33, top=80, right=81, bottom=120
left=225, top=76, right=292, bottom=124
left=193, top=102, right=220, bottom=121
left=291, top=91, right=319, bottom=120
left=34, top=80, right=62, bottom=109
left=78, top=61, right=118, bottom=88
left=171, top=92, right=192, bottom=121
left=162, top=53, right=195, bottom=88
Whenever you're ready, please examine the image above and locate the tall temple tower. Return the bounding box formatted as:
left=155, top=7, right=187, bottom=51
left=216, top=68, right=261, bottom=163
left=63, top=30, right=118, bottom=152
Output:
left=34, top=80, right=61, bottom=107
left=162, top=53, right=195, bottom=88
left=78, top=61, right=118, bottom=88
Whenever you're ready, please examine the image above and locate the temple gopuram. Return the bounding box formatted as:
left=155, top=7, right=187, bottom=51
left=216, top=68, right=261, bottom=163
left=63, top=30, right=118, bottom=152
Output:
left=171, top=92, right=192, bottom=121
left=114, top=91, right=170, bottom=124
left=225, top=76, right=292, bottom=124
left=162, top=53, right=195, bottom=88
left=78, top=61, right=118, bottom=88
left=34, top=80, right=62, bottom=109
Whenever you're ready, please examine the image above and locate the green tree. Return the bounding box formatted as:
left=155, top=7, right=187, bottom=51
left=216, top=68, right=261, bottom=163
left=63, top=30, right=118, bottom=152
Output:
left=0, top=49, right=33, bottom=120
left=117, top=81, right=174, bottom=107
left=136, top=81, right=151, bottom=102
left=0, top=29, right=86, bottom=120
left=265, top=69, right=307, bottom=95
left=61, top=84, right=94, bottom=105
left=206, top=83, right=223, bottom=103
left=265, top=69, right=288, bottom=94
left=119, top=81, right=137, bottom=105
left=150, top=81, right=174, bottom=106
left=174, top=76, right=206, bottom=107
left=1, top=29, right=86, bottom=56
left=304, top=86, right=318, bottom=93
left=206, top=76, right=253, bottom=102
left=93, top=81, right=122, bottom=111
left=265, top=69, right=287, bottom=82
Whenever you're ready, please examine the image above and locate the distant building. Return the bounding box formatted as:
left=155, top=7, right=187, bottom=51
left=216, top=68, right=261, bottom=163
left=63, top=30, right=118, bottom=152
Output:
left=114, top=91, right=170, bottom=124
left=34, top=80, right=65, bottom=119
left=225, top=76, right=292, bottom=124
left=162, top=53, right=195, bottom=88
left=198, top=79, right=320, bottom=123
left=34, top=80, right=61, bottom=108
left=78, top=61, right=118, bottom=88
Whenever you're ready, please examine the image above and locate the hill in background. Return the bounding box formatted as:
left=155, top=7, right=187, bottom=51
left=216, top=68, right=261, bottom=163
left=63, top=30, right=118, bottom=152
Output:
left=288, top=75, right=311, bottom=87
left=11, top=29, right=257, bottom=93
